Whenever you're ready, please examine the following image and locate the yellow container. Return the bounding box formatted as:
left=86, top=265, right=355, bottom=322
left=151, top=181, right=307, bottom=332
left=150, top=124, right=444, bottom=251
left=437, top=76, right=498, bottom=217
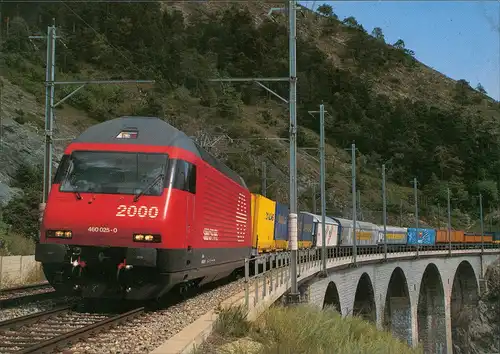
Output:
left=356, top=231, right=372, bottom=241
left=387, top=232, right=405, bottom=240
left=250, top=193, right=277, bottom=253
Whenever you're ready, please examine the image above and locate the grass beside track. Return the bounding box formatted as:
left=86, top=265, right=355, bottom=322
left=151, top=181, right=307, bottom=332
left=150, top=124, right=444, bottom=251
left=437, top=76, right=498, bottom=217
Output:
left=196, top=304, right=423, bottom=354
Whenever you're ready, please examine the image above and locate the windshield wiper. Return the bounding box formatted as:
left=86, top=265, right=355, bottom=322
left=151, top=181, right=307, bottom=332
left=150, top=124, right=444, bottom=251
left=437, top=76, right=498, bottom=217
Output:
left=65, top=164, right=82, bottom=200
left=133, top=173, right=165, bottom=202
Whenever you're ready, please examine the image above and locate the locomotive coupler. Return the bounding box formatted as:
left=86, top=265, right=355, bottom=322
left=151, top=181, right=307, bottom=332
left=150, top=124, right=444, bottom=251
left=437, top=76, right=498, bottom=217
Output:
left=116, top=259, right=133, bottom=282
left=70, top=256, right=86, bottom=277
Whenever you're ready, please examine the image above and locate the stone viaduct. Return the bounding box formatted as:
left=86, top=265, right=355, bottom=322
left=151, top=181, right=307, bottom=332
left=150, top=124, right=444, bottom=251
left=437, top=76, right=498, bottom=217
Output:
left=295, top=252, right=500, bottom=353
left=235, top=249, right=500, bottom=354
left=157, top=248, right=500, bottom=354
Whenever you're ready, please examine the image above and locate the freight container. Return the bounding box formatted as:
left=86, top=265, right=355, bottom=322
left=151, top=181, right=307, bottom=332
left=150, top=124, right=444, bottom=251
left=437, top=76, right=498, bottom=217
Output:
left=377, top=226, right=408, bottom=245
left=435, top=229, right=465, bottom=243
left=332, top=217, right=378, bottom=246
left=464, top=232, right=475, bottom=243
left=274, top=202, right=289, bottom=250
left=464, top=232, right=477, bottom=243
left=493, top=232, right=500, bottom=243
left=250, top=193, right=277, bottom=253
left=301, top=212, right=339, bottom=247
left=298, top=212, right=314, bottom=249
left=464, top=232, right=493, bottom=243
left=407, top=228, right=436, bottom=245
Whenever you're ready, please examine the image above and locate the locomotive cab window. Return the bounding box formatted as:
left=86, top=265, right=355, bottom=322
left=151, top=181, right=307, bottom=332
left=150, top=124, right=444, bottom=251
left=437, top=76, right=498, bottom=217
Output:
left=53, top=154, right=71, bottom=184
left=169, top=159, right=196, bottom=194
left=59, top=151, right=169, bottom=196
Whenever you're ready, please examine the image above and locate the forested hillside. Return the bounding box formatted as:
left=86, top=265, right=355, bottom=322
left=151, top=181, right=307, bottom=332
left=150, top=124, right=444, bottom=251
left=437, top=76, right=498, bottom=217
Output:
left=0, top=1, right=499, bottom=248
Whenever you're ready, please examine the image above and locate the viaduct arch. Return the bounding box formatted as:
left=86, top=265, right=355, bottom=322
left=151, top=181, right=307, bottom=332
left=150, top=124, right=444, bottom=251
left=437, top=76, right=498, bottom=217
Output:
left=308, top=254, right=498, bottom=352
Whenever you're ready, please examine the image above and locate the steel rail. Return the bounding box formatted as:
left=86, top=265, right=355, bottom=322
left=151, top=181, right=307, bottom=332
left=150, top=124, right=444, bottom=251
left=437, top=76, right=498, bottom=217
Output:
left=0, top=284, right=62, bottom=309
left=0, top=282, right=50, bottom=294
left=0, top=304, right=72, bottom=330
left=18, top=307, right=145, bottom=354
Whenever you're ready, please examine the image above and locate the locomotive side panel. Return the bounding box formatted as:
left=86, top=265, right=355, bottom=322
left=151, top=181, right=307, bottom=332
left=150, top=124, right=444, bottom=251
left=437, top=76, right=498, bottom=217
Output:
left=195, top=160, right=251, bottom=259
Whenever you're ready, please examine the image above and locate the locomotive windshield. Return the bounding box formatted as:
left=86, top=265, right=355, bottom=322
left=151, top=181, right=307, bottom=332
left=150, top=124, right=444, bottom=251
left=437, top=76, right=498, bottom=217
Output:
left=58, top=151, right=168, bottom=196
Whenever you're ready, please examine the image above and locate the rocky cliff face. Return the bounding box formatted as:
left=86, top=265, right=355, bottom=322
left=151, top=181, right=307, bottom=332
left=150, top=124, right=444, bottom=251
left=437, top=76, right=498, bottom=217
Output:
left=454, top=259, right=500, bottom=354
left=0, top=76, right=89, bottom=205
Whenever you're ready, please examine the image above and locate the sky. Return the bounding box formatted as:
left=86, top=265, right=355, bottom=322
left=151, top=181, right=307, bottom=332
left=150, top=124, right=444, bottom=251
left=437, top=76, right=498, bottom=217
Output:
left=301, top=1, right=500, bottom=101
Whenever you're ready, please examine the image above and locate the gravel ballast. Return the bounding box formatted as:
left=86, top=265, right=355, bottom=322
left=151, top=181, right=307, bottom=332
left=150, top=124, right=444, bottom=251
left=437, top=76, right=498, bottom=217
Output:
left=62, top=279, right=246, bottom=353
left=0, top=285, right=53, bottom=301
left=0, top=296, right=75, bottom=322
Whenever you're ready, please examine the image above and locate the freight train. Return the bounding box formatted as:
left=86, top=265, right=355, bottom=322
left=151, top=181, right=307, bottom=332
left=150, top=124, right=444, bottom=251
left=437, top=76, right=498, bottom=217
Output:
left=35, top=116, right=500, bottom=301
left=251, top=194, right=500, bottom=253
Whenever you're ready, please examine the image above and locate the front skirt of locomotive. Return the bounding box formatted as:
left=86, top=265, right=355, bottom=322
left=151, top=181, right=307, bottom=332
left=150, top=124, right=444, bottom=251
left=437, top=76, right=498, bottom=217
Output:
left=35, top=243, right=178, bottom=300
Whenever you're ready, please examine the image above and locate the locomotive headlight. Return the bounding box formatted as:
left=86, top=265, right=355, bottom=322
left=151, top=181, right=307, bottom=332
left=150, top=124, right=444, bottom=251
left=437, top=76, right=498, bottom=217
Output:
left=47, top=230, right=72, bottom=238
left=134, top=234, right=145, bottom=241
left=133, top=234, right=161, bottom=243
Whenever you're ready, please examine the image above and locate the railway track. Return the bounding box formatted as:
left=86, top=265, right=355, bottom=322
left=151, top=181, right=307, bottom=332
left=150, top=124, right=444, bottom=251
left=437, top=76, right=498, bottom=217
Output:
left=0, top=283, right=62, bottom=309
left=0, top=283, right=49, bottom=294
left=0, top=304, right=144, bottom=353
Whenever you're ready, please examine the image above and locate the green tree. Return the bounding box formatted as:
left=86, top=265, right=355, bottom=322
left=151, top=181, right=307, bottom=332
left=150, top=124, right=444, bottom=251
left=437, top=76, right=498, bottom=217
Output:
left=317, top=4, right=334, bottom=17
left=321, top=16, right=339, bottom=37
left=216, top=85, right=243, bottom=119
left=371, top=27, right=385, bottom=42
left=342, top=16, right=365, bottom=32
left=2, top=164, right=43, bottom=240
left=423, top=174, right=449, bottom=205
left=476, top=83, right=487, bottom=95
left=454, top=79, right=472, bottom=105
left=3, top=2, right=500, bottom=225
left=393, top=39, right=405, bottom=49
left=474, top=180, right=498, bottom=208
left=3, top=190, right=41, bottom=240
left=10, top=163, right=43, bottom=192
left=391, top=39, right=415, bottom=58
left=3, top=16, right=32, bottom=53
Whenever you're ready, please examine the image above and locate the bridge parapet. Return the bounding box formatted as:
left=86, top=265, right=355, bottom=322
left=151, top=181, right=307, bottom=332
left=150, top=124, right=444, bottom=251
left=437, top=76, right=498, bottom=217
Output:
left=239, top=244, right=500, bottom=346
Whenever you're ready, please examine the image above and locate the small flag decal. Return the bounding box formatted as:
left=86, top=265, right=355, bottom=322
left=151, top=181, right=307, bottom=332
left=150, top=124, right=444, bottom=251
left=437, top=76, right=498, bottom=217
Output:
left=116, top=131, right=138, bottom=139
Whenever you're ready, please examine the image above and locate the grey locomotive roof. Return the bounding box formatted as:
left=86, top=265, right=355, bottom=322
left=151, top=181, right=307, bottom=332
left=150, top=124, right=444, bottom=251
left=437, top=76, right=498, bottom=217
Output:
left=74, top=116, right=197, bottom=151
left=73, top=116, right=247, bottom=188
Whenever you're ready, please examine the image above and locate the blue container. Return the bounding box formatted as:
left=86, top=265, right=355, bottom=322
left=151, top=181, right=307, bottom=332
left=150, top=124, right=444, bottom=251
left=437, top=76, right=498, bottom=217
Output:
left=299, top=212, right=314, bottom=242
left=274, top=202, right=289, bottom=241
left=407, top=228, right=436, bottom=245
left=494, top=232, right=500, bottom=242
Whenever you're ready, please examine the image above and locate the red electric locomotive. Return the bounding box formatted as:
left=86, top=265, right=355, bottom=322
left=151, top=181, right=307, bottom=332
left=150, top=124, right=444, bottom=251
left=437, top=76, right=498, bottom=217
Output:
left=35, top=116, right=252, bottom=300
